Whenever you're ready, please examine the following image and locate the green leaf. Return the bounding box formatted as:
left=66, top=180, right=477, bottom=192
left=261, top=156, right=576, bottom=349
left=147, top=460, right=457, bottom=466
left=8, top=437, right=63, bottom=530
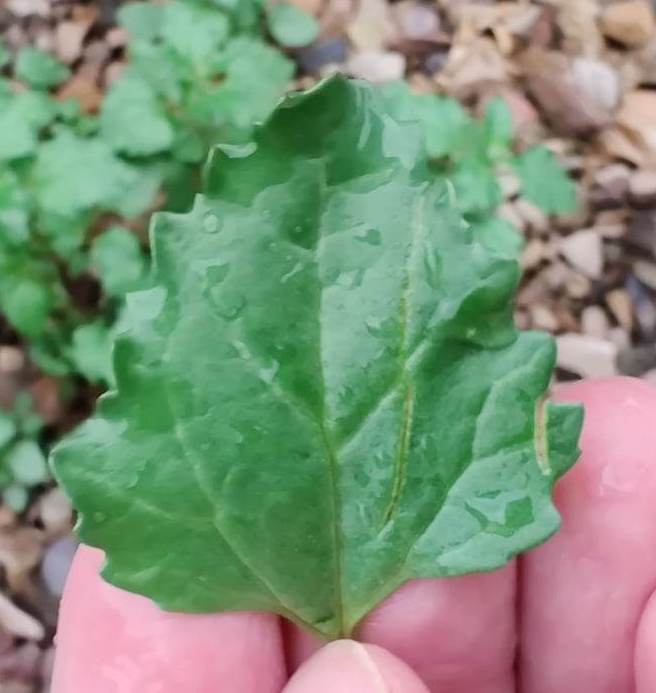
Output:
left=69, top=323, right=115, bottom=385
left=118, top=1, right=165, bottom=41
left=101, top=75, right=174, bottom=156
left=0, top=91, right=58, bottom=161
left=451, top=161, right=502, bottom=219
left=14, top=393, right=43, bottom=438
left=0, top=414, right=16, bottom=449
left=161, top=1, right=229, bottom=62
left=0, top=277, right=52, bottom=338
left=52, top=77, right=582, bottom=640
left=194, top=37, right=293, bottom=133
left=15, top=47, right=70, bottom=89
left=515, top=146, right=577, bottom=215
left=7, top=440, right=48, bottom=486
left=267, top=2, right=319, bottom=48
left=3, top=485, right=28, bottom=512
left=471, top=217, right=524, bottom=259
left=91, top=226, right=146, bottom=297
left=0, top=171, right=30, bottom=243
left=34, top=130, right=156, bottom=218
left=380, top=82, right=471, bottom=159
left=484, top=97, right=512, bottom=160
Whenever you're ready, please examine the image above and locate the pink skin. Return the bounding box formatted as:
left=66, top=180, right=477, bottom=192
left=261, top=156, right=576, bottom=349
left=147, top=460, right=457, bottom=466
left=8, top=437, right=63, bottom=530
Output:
left=52, top=377, right=656, bottom=692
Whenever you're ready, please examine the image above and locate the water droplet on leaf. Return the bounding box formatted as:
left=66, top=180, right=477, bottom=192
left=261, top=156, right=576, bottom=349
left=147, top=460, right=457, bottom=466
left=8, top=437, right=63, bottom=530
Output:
left=203, top=212, right=221, bottom=234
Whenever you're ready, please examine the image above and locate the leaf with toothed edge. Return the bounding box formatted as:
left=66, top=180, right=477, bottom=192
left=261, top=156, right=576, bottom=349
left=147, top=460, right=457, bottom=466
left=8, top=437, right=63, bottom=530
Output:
left=50, top=76, right=582, bottom=640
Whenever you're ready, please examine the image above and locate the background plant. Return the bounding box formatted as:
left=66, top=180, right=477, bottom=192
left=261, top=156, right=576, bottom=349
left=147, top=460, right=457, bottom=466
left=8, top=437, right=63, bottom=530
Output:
left=0, top=0, right=305, bottom=385
left=382, top=81, right=576, bottom=259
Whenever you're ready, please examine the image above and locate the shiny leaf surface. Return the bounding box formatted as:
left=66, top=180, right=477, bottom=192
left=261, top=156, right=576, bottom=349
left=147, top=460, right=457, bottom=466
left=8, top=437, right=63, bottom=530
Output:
left=52, top=77, right=582, bottom=640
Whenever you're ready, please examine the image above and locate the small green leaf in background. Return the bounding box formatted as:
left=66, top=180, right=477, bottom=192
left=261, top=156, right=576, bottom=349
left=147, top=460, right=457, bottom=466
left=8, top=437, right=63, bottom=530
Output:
left=118, top=1, right=165, bottom=41
left=15, top=47, right=70, bottom=89
left=1, top=278, right=51, bottom=338
left=34, top=130, right=156, bottom=219
left=53, top=76, right=582, bottom=641
left=515, top=146, right=577, bottom=215
left=101, top=76, right=174, bottom=156
left=452, top=162, right=502, bottom=219
left=91, top=226, right=146, bottom=297
left=0, top=414, right=16, bottom=449
left=484, top=97, right=513, bottom=160
left=267, top=2, right=320, bottom=48
left=7, top=440, right=48, bottom=485
left=69, top=323, right=115, bottom=385
left=472, top=217, right=524, bottom=260
left=14, top=393, right=43, bottom=438
left=3, top=486, right=29, bottom=512
left=191, top=37, right=294, bottom=135
left=381, top=81, right=470, bottom=159
left=161, top=1, right=230, bottom=62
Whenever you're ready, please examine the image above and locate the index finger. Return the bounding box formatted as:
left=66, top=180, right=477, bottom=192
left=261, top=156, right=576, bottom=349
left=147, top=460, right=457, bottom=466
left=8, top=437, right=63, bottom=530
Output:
left=52, top=546, right=287, bottom=693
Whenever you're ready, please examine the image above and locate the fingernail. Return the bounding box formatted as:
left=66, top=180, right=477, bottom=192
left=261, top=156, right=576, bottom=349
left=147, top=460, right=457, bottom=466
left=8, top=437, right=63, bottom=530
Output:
left=283, top=639, right=429, bottom=693
left=283, top=640, right=386, bottom=692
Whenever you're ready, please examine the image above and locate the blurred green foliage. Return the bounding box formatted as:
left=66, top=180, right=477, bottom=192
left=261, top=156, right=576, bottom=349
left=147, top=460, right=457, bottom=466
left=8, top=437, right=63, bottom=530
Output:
left=0, top=0, right=297, bottom=384
left=0, top=393, right=47, bottom=511
left=382, top=82, right=576, bottom=259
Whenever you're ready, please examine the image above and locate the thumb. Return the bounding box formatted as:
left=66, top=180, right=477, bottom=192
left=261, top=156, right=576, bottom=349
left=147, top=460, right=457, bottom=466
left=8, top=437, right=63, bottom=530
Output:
left=283, top=639, right=429, bottom=692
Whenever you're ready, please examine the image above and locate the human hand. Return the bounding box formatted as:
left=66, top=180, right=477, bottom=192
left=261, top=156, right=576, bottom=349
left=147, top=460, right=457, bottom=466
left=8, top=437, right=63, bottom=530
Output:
left=51, top=377, right=656, bottom=692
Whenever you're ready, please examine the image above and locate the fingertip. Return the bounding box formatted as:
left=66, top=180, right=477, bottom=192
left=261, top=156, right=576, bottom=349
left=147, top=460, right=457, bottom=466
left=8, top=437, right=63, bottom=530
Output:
left=52, top=546, right=286, bottom=693
left=554, top=375, right=656, bottom=409
left=521, top=376, right=656, bottom=692
left=283, top=640, right=429, bottom=693
left=636, top=589, right=656, bottom=692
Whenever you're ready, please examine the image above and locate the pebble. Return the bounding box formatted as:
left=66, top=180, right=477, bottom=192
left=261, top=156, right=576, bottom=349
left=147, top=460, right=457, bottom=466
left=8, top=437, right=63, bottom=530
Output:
left=617, top=344, right=656, bottom=375
left=629, top=169, right=656, bottom=206
left=608, top=326, right=631, bottom=351
left=0, top=593, right=43, bottom=640
left=543, top=262, right=569, bottom=290
left=615, top=91, right=656, bottom=165
left=36, top=488, right=72, bottom=537
left=581, top=305, right=610, bottom=339
left=559, top=229, right=604, bottom=279
left=522, top=49, right=612, bottom=135
left=392, top=1, right=440, bottom=40
left=347, top=0, right=397, bottom=50
left=530, top=304, right=559, bottom=331
left=0, top=348, right=24, bottom=374
left=514, top=199, right=548, bottom=233
left=297, top=39, right=348, bottom=73
left=626, top=274, right=656, bottom=338
left=556, top=334, right=618, bottom=378
left=6, top=0, right=49, bottom=17
left=633, top=260, right=656, bottom=290
left=498, top=170, right=521, bottom=199
left=591, top=164, right=631, bottom=210
left=627, top=209, right=656, bottom=254
left=41, top=536, right=77, bottom=598
left=571, top=57, right=621, bottom=113
left=55, top=20, right=89, bottom=64
left=498, top=202, right=526, bottom=232
left=565, top=272, right=592, bottom=299
left=347, top=50, right=406, bottom=83
left=606, top=288, right=634, bottom=330
left=601, top=0, right=655, bottom=48
left=521, top=238, right=545, bottom=270
left=105, top=27, right=128, bottom=50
